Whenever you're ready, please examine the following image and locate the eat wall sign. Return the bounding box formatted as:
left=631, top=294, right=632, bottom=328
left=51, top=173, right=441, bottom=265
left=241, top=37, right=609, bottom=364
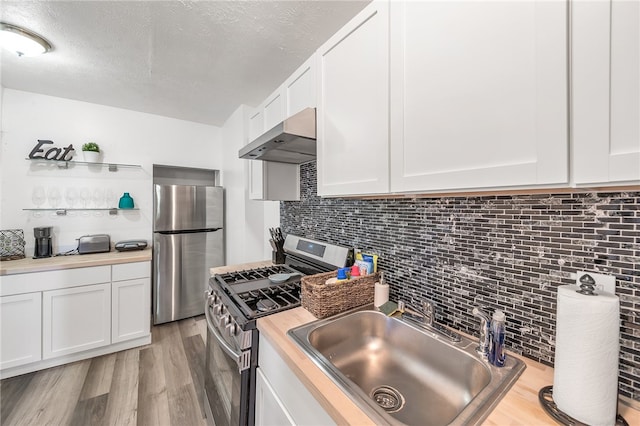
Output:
left=28, top=140, right=75, bottom=161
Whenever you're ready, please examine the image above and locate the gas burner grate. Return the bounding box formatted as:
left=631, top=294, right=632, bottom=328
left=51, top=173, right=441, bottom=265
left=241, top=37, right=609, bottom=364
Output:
left=218, top=264, right=295, bottom=284
left=236, top=282, right=301, bottom=318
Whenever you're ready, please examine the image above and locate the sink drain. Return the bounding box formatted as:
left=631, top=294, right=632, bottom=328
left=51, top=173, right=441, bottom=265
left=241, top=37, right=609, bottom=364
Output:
left=370, top=386, right=405, bottom=413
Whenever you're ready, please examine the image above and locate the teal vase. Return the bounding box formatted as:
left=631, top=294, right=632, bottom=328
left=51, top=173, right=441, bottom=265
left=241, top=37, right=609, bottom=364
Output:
left=118, top=192, right=134, bottom=209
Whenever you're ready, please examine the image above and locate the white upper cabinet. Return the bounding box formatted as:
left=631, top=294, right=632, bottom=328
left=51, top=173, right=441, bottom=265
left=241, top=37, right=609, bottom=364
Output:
left=317, top=0, right=390, bottom=196
left=245, top=56, right=317, bottom=201
left=248, top=109, right=264, bottom=141
left=572, top=0, right=640, bottom=185
left=247, top=101, right=299, bottom=201
left=263, top=90, right=286, bottom=131
left=389, top=0, right=569, bottom=193
left=285, top=54, right=317, bottom=116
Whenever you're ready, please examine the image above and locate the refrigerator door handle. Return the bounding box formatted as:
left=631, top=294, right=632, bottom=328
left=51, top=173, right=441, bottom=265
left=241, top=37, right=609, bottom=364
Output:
left=156, top=228, right=222, bottom=235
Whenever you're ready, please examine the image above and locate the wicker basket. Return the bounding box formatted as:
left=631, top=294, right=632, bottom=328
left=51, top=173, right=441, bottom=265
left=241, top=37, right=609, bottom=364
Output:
left=0, top=229, right=25, bottom=261
left=301, top=271, right=379, bottom=319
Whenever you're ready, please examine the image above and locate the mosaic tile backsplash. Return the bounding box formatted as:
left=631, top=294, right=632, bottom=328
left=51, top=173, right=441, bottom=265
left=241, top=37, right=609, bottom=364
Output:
left=281, top=162, right=640, bottom=402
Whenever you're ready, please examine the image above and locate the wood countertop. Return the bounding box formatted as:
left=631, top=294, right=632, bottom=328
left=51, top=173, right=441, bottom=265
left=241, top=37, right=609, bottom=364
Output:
left=0, top=248, right=152, bottom=276
left=258, top=306, right=640, bottom=426
left=209, top=260, right=272, bottom=276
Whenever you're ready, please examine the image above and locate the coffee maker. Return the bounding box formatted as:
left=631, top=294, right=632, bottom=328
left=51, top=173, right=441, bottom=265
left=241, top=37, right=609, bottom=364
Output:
left=34, top=226, right=53, bottom=258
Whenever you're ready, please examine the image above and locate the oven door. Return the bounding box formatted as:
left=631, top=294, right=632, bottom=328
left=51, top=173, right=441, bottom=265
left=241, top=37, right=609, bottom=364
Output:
left=204, top=295, right=256, bottom=426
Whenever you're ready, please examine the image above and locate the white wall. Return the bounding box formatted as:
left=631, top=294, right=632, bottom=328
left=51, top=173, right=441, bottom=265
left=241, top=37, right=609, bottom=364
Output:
left=221, top=105, right=247, bottom=264
left=1, top=89, right=222, bottom=255
left=221, top=104, right=269, bottom=264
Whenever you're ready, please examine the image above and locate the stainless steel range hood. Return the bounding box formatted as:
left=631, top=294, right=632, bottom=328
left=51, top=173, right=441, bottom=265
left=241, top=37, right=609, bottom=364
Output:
left=239, top=107, right=316, bottom=164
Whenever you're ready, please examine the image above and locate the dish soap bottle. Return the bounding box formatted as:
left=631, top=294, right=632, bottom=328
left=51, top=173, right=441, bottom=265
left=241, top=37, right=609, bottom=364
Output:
left=489, top=310, right=506, bottom=367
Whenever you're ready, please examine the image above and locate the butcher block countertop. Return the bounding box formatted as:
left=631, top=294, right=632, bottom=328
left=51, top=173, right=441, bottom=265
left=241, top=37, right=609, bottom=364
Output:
left=209, top=260, right=273, bottom=276
left=258, top=307, right=640, bottom=425
left=0, top=248, right=152, bottom=276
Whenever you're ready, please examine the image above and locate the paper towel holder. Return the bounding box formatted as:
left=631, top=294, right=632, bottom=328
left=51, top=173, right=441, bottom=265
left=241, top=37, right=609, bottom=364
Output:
left=576, top=273, right=597, bottom=296
left=538, top=386, right=629, bottom=426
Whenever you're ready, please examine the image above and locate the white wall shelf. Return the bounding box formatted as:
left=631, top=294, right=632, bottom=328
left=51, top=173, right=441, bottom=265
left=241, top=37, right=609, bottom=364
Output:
left=22, top=208, right=139, bottom=216
left=26, top=158, right=142, bottom=172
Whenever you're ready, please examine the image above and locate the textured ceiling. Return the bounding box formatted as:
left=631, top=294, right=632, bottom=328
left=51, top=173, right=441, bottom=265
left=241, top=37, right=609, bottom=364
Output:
left=0, top=1, right=369, bottom=126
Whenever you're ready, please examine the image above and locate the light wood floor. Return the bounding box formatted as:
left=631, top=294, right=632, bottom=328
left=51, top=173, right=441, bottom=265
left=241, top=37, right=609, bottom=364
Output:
left=1, top=315, right=208, bottom=426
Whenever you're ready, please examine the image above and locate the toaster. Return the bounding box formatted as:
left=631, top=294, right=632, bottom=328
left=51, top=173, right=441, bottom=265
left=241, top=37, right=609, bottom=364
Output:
left=77, top=234, right=111, bottom=254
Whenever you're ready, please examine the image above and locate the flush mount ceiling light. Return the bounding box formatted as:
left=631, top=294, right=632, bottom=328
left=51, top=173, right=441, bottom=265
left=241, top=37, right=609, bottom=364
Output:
left=0, top=22, right=52, bottom=57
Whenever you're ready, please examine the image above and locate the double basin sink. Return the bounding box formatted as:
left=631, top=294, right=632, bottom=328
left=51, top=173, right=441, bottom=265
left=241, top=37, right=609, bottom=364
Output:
left=288, top=307, right=525, bottom=426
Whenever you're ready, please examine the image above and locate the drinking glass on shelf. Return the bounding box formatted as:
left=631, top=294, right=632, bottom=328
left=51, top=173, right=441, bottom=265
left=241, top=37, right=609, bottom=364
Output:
left=80, top=187, right=91, bottom=208
left=92, top=188, right=104, bottom=208
left=105, top=189, right=116, bottom=208
left=65, top=188, right=78, bottom=208
left=48, top=187, right=61, bottom=208
left=32, top=186, right=46, bottom=207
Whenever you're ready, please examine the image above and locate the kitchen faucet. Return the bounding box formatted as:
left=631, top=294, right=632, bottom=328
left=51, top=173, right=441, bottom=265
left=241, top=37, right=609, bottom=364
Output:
left=399, top=299, right=461, bottom=343
left=472, top=306, right=491, bottom=360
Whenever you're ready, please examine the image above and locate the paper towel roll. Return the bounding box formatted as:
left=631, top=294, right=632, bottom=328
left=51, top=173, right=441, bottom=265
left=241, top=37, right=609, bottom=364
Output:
left=553, top=285, right=620, bottom=426
left=374, top=282, right=389, bottom=307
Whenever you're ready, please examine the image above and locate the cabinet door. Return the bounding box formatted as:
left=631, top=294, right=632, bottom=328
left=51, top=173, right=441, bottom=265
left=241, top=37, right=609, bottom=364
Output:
left=258, top=336, right=335, bottom=425
left=390, top=0, right=568, bottom=193
left=285, top=54, right=317, bottom=116
left=317, top=0, right=390, bottom=196
left=42, top=283, right=111, bottom=359
left=263, top=83, right=301, bottom=201
left=0, top=293, right=41, bottom=369
left=247, top=100, right=300, bottom=202
left=264, top=90, right=285, bottom=130
left=255, top=368, right=295, bottom=426
left=573, top=0, right=640, bottom=185
left=112, top=278, right=150, bottom=343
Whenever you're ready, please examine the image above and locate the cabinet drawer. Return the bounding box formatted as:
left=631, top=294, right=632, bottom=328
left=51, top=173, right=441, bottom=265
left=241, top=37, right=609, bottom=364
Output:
left=112, top=261, right=150, bottom=282
left=0, top=266, right=111, bottom=296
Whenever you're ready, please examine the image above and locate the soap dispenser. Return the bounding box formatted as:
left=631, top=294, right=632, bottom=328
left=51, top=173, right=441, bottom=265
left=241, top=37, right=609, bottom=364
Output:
left=489, top=310, right=506, bottom=367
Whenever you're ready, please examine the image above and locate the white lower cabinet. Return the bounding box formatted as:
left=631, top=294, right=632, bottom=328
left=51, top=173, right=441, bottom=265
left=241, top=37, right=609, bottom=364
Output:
left=1, top=261, right=151, bottom=379
left=112, top=261, right=151, bottom=343
left=112, top=278, right=150, bottom=343
left=255, top=368, right=295, bottom=426
left=0, top=293, right=42, bottom=369
left=42, top=283, right=111, bottom=359
left=258, top=336, right=335, bottom=426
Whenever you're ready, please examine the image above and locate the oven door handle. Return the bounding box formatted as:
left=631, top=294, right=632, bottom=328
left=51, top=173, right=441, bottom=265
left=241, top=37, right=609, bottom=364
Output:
left=205, top=300, right=250, bottom=372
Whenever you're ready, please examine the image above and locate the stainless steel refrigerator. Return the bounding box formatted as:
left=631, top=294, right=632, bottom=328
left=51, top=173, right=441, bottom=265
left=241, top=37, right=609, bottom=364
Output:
left=153, top=184, right=224, bottom=325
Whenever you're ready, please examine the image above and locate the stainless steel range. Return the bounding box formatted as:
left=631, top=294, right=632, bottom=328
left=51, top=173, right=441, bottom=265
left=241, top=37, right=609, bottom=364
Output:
left=204, top=234, right=351, bottom=426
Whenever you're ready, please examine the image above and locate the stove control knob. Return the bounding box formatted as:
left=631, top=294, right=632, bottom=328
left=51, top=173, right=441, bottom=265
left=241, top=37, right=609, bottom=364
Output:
left=218, top=313, right=230, bottom=328
left=213, top=303, right=222, bottom=315
left=207, top=292, right=220, bottom=306
left=226, top=321, right=238, bottom=337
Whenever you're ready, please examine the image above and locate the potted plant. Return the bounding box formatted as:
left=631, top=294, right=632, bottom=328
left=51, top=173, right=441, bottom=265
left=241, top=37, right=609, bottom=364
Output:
left=82, top=142, right=100, bottom=163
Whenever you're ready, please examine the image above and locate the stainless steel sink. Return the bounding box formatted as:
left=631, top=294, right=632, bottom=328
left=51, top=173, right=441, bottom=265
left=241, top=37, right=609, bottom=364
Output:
left=288, top=307, right=526, bottom=426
